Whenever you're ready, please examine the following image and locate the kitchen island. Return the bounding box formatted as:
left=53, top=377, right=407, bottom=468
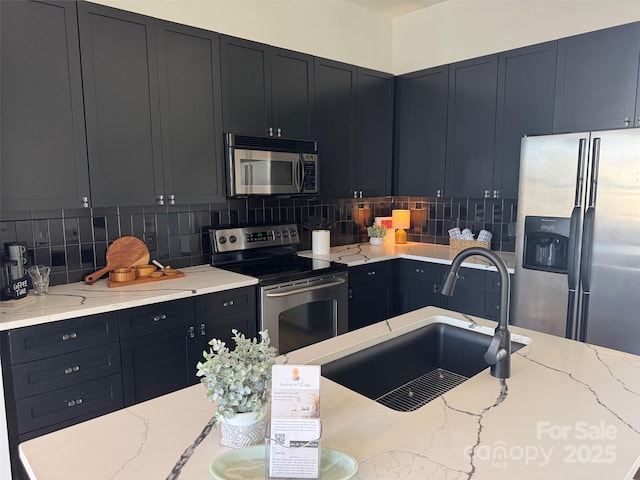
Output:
left=18, top=306, right=640, bottom=479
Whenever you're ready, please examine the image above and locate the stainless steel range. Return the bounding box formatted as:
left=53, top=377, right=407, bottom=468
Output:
left=209, top=224, right=348, bottom=354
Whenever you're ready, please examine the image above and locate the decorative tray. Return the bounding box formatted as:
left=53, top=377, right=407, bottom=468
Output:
left=107, top=271, right=184, bottom=288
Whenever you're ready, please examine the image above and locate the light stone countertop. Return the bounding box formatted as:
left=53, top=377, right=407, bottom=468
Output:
left=19, top=306, right=640, bottom=480
left=0, top=265, right=258, bottom=332
left=297, top=242, right=517, bottom=273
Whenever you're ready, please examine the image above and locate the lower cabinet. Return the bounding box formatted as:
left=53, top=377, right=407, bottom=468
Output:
left=348, top=261, right=395, bottom=331
left=0, top=286, right=257, bottom=479
left=397, top=259, right=447, bottom=311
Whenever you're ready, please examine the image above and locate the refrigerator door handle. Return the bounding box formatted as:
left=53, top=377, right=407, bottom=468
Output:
left=578, top=206, right=595, bottom=342
left=565, top=206, right=582, bottom=338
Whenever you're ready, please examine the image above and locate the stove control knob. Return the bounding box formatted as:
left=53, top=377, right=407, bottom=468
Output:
left=229, top=235, right=237, bottom=243
left=218, top=236, right=227, bottom=245
left=274, top=231, right=281, bottom=239
left=290, top=229, right=297, bottom=237
left=282, top=230, right=289, bottom=237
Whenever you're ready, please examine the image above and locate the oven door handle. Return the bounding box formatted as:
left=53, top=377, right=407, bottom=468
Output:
left=265, top=278, right=346, bottom=297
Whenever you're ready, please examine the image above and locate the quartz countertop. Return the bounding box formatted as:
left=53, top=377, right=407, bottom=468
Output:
left=297, top=242, right=516, bottom=273
left=19, top=306, right=640, bottom=480
left=0, top=265, right=258, bottom=331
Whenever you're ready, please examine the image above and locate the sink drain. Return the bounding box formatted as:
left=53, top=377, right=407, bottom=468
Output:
left=376, top=368, right=468, bottom=412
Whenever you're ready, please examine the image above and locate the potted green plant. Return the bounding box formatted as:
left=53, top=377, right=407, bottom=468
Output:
left=196, top=329, right=277, bottom=448
left=367, top=224, right=387, bottom=246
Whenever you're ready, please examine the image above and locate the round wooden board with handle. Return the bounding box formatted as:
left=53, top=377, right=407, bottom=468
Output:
left=84, top=236, right=150, bottom=285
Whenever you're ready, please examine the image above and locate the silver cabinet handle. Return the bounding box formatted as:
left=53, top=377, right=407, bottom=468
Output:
left=64, top=365, right=80, bottom=374
left=625, top=117, right=630, bottom=126
left=62, top=332, right=78, bottom=341
left=277, top=128, right=282, bottom=137
left=67, top=398, right=83, bottom=407
left=153, top=314, right=167, bottom=322
left=82, top=196, right=89, bottom=208
left=269, top=127, right=274, bottom=136
left=367, top=271, right=376, bottom=276
left=223, top=300, right=234, bottom=307
left=169, top=194, right=176, bottom=205
left=158, top=194, right=165, bottom=205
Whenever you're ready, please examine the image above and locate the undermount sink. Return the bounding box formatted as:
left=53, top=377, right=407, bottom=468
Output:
left=321, top=317, right=531, bottom=412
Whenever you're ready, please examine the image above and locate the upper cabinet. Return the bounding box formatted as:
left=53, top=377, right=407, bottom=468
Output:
left=156, top=21, right=226, bottom=205
left=1, top=0, right=90, bottom=211
left=78, top=3, right=163, bottom=207
left=79, top=3, right=226, bottom=207
left=553, top=22, right=640, bottom=133
left=445, top=54, right=499, bottom=199
left=220, top=36, right=315, bottom=139
left=315, top=58, right=393, bottom=198
left=494, top=41, right=557, bottom=198
left=394, top=66, right=449, bottom=197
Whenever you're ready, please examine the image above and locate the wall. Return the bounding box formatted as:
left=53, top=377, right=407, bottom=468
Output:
left=90, top=0, right=394, bottom=72
left=393, top=0, right=640, bottom=74
left=0, top=196, right=517, bottom=286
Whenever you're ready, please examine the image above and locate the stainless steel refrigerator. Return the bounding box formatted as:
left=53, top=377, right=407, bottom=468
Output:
left=512, top=128, right=640, bottom=355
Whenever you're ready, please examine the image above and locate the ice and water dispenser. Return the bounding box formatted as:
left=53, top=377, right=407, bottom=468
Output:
left=522, top=216, right=570, bottom=274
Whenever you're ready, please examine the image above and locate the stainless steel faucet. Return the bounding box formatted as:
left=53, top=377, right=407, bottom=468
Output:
left=441, top=247, right=512, bottom=379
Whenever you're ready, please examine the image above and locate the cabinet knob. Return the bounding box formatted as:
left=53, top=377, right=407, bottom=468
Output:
left=169, top=194, right=176, bottom=205
left=367, top=271, right=376, bottom=276
left=66, top=398, right=83, bottom=407
left=223, top=300, right=234, bottom=307
left=624, top=117, right=630, bottom=127
left=493, top=190, right=500, bottom=198
left=415, top=268, right=424, bottom=273
left=269, top=127, right=274, bottom=137
left=359, top=191, right=363, bottom=198
left=62, top=332, right=78, bottom=341
left=484, top=190, right=491, bottom=198
left=153, top=314, right=167, bottom=322
left=157, top=195, right=165, bottom=205
left=82, top=196, right=89, bottom=208
left=188, top=326, right=195, bottom=338
left=277, top=128, right=282, bottom=137
left=436, top=190, right=444, bottom=198
left=64, top=365, right=80, bottom=374
left=200, top=324, right=206, bottom=336
left=433, top=284, right=439, bottom=293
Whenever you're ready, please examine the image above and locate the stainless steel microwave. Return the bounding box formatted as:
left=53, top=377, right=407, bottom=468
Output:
left=225, top=133, right=318, bottom=197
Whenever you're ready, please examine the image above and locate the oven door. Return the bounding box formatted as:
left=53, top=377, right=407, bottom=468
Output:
left=259, top=273, right=348, bottom=354
left=230, top=149, right=303, bottom=196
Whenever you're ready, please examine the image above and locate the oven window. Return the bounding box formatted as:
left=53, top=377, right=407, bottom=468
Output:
left=278, top=300, right=335, bottom=354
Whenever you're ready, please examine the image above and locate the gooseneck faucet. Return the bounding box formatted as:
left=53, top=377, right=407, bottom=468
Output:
left=441, top=247, right=512, bottom=379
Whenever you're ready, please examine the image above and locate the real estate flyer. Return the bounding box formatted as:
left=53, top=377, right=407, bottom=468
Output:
left=268, top=365, right=321, bottom=479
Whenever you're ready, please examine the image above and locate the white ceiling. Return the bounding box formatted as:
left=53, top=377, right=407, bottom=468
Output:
left=345, top=0, right=447, bottom=18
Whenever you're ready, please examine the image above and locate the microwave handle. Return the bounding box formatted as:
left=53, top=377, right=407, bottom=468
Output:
left=295, top=154, right=305, bottom=193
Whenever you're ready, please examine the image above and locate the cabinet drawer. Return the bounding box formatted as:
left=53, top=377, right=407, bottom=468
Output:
left=15, top=375, right=123, bottom=435
left=400, top=259, right=443, bottom=282
left=195, top=286, right=256, bottom=318
left=119, top=298, right=194, bottom=339
left=11, top=343, right=121, bottom=400
left=454, top=267, right=486, bottom=292
left=349, top=261, right=392, bottom=285
left=3, top=313, right=119, bottom=365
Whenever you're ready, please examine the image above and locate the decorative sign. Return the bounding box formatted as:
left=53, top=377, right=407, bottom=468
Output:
left=268, top=365, right=321, bottom=479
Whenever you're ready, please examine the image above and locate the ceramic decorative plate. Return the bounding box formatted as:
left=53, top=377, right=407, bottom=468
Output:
left=210, top=445, right=358, bottom=480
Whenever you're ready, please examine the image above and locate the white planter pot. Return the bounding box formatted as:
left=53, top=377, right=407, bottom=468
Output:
left=369, top=237, right=384, bottom=246
left=220, top=411, right=265, bottom=448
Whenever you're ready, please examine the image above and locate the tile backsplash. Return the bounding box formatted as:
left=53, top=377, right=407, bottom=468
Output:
left=0, top=196, right=516, bottom=286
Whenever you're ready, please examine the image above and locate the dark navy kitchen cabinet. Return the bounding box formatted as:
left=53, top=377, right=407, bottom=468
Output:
left=314, top=57, right=358, bottom=198
left=394, top=65, right=448, bottom=197
left=119, top=298, right=195, bottom=406
left=0, top=0, right=90, bottom=211
left=220, top=36, right=315, bottom=139
left=156, top=21, right=226, bottom=204
left=78, top=3, right=163, bottom=207
left=355, top=68, right=394, bottom=198
left=397, top=259, right=446, bottom=312
left=494, top=41, right=557, bottom=198
left=348, top=262, right=395, bottom=331
left=553, top=22, right=640, bottom=133
left=315, top=59, right=393, bottom=198
left=191, top=286, right=257, bottom=383
left=445, top=54, right=499, bottom=199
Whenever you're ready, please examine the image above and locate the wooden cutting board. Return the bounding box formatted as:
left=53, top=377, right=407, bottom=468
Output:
left=107, top=271, right=184, bottom=288
left=84, top=236, right=150, bottom=285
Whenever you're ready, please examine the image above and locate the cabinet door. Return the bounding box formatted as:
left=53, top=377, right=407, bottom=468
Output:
left=314, top=58, right=357, bottom=198
left=121, top=327, right=193, bottom=406
left=446, top=55, right=498, bottom=199
left=553, top=23, right=640, bottom=133
left=271, top=48, right=315, bottom=139
left=348, top=281, right=392, bottom=331
left=78, top=2, right=163, bottom=207
left=1, top=0, right=90, bottom=211
left=394, top=66, right=448, bottom=197
left=397, top=260, right=445, bottom=313
left=156, top=21, right=226, bottom=204
left=220, top=36, right=272, bottom=137
left=355, top=68, right=393, bottom=197
left=192, top=286, right=257, bottom=384
left=494, top=41, right=557, bottom=199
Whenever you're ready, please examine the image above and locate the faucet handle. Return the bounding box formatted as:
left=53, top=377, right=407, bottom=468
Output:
left=484, top=335, right=502, bottom=365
